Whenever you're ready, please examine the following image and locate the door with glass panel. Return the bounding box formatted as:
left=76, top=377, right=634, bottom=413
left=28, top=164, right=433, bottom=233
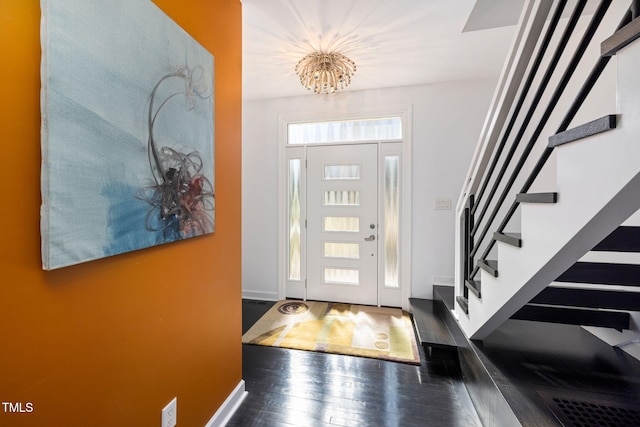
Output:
left=306, top=144, right=378, bottom=305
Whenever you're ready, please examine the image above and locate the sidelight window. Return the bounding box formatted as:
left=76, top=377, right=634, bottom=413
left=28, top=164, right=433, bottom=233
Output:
left=288, top=158, right=302, bottom=281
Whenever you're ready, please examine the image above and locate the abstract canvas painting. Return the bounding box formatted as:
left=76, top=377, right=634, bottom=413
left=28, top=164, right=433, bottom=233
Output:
left=41, top=0, right=215, bottom=270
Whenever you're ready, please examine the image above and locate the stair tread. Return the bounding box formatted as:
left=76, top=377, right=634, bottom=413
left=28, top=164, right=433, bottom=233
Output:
left=456, top=296, right=469, bottom=314
left=494, top=232, right=522, bottom=247
left=515, top=192, right=558, bottom=203
left=465, top=279, right=481, bottom=298
left=602, top=15, right=640, bottom=56
left=478, top=259, right=498, bottom=277
left=433, top=285, right=455, bottom=311
left=502, top=232, right=522, bottom=238
left=409, top=298, right=457, bottom=349
left=548, top=115, right=616, bottom=148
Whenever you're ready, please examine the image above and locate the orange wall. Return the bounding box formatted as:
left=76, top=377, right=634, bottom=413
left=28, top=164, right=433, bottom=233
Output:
left=0, top=1, right=242, bottom=426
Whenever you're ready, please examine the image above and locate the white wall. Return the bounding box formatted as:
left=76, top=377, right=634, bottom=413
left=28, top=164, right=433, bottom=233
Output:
left=242, top=80, right=496, bottom=301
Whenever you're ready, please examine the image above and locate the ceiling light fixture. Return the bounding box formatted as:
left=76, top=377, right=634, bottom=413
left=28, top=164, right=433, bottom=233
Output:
left=295, top=51, right=356, bottom=94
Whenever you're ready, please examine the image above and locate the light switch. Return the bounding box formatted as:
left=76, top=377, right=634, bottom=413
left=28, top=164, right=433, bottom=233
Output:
left=435, top=198, right=451, bottom=210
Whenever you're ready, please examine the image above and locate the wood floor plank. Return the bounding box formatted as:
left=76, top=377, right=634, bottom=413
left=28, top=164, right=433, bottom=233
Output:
left=231, top=300, right=482, bottom=426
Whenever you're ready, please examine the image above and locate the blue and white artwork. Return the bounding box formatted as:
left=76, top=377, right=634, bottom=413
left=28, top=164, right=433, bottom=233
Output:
left=40, top=0, right=215, bottom=270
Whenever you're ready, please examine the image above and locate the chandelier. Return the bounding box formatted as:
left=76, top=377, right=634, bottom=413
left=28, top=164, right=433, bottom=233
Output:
left=295, top=51, right=357, bottom=94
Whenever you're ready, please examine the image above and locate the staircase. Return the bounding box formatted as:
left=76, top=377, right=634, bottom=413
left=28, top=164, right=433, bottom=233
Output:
left=455, top=0, right=640, bottom=352
left=516, top=224, right=640, bottom=331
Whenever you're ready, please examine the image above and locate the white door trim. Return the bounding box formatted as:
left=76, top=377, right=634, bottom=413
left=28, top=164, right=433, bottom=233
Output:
left=277, top=106, right=413, bottom=310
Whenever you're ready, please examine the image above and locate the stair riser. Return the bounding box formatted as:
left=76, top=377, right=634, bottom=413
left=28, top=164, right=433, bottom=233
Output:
left=593, top=226, right=640, bottom=252
left=557, top=263, right=640, bottom=286
left=512, top=305, right=630, bottom=331
left=534, top=287, right=640, bottom=310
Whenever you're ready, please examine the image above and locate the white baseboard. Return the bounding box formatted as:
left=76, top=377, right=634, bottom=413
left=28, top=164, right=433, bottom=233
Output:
left=242, top=289, right=278, bottom=301
left=433, top=276, right=454, bottom=286
left=205, top=380, right=247, bottom=427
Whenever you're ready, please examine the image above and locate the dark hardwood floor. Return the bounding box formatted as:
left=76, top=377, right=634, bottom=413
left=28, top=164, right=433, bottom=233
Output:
left=227, top=300, right=482, bottom=427
left=476, top=319, right=640, bottom=427
left=435, top=285, right=640, bottom=426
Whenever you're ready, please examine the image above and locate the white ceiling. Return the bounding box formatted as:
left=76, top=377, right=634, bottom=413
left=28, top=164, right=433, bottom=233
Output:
left=241, top=0, right=524, bottom=100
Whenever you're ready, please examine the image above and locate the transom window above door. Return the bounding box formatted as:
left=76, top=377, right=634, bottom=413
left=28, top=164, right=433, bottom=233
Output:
left=287, top=117, right=403, bottom=145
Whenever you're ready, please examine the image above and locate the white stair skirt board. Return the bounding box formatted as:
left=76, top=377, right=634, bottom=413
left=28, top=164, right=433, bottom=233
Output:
left=205, top=380, right=247, bottom=427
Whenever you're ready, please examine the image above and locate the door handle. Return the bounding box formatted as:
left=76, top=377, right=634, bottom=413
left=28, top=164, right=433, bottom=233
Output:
left=364, top=235, right=376, bottom=241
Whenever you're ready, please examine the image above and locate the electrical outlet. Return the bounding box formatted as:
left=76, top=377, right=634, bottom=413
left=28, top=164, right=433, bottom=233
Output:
left=162, top=397, right=177, bottom=427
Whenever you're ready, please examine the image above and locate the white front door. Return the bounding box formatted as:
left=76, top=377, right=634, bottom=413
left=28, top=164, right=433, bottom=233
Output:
left=306, top=144, right=378, bottom=305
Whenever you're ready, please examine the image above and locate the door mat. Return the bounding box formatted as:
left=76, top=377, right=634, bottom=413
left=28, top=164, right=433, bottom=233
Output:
left=242, top=300, right=421, bottom=365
